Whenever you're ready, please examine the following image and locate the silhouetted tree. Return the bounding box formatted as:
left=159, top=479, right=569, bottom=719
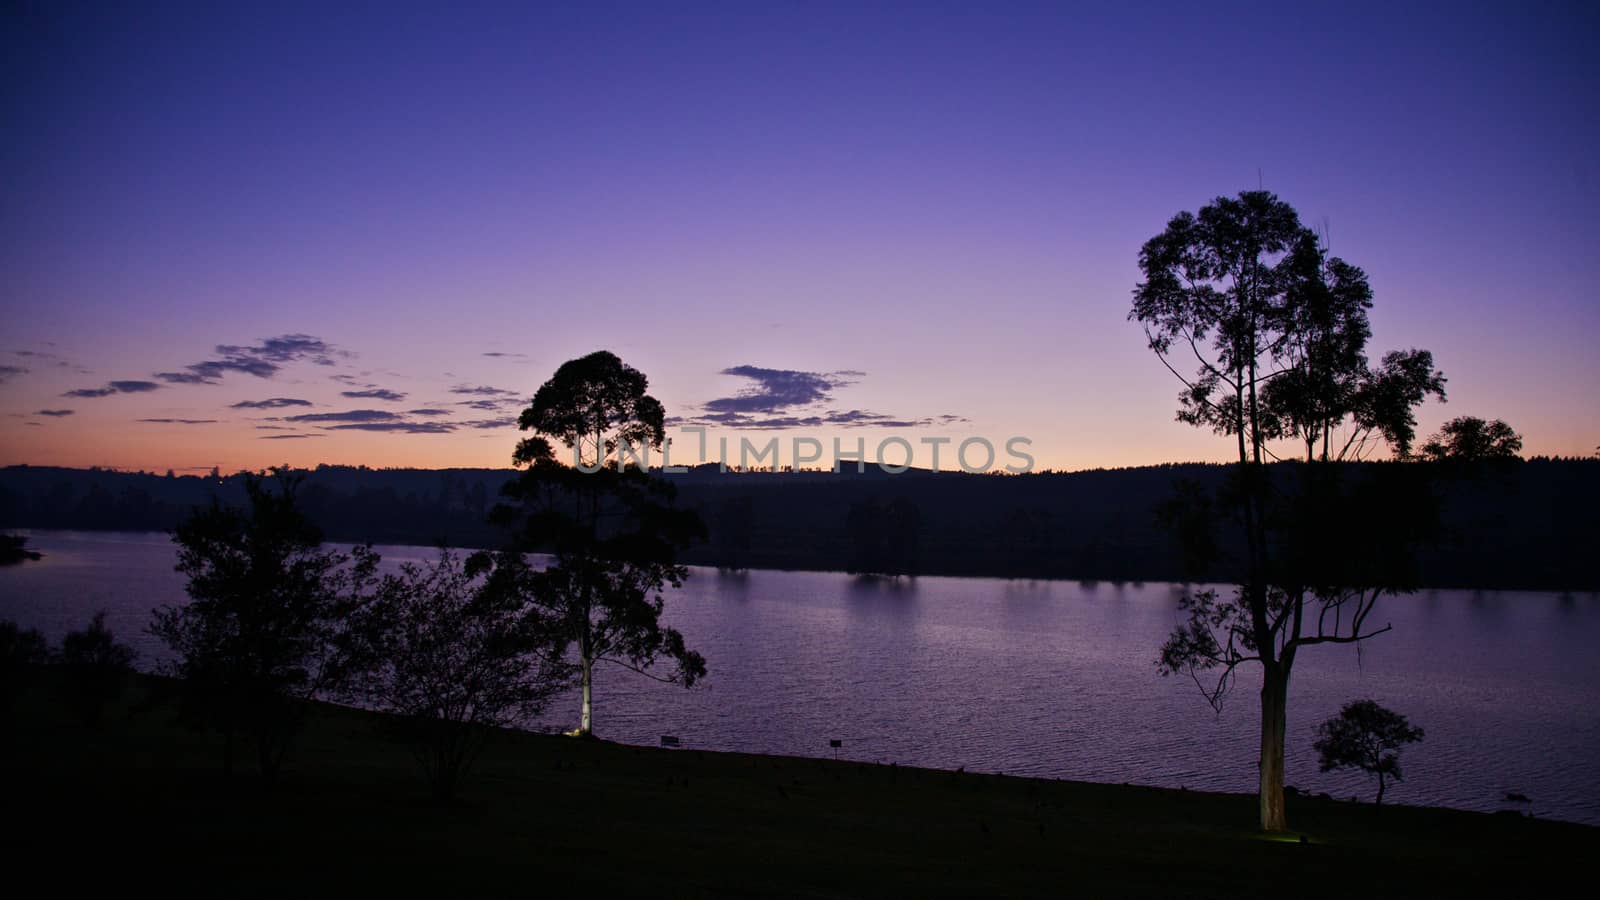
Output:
left=1, top=619, right=49, bottom=734
left=493, top=351, right=706, bottom=738
left=58, top=611, right=137, bottom=726
left=150, top=469, right=378, bottom=781
left=342, top=549, right=568, bottom=799
left=1, top=534, right=42, bottom=565
left=846, top=497, right=921, bottom=577
left=1133, top=190, right=1445, bottom=831
left=1420, top=416, right=1522, bottom=463
left=1313, top=699, right=1424, bottom=804
left=998, top=506, right=1053, bottom=578
left=711, top=495, right=754, bottom=572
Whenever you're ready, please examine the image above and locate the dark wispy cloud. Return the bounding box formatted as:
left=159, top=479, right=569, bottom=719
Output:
left=255, top=424, right=292, bottom=430
left=284, top=409, right=400, bottom=424
left=36, top=409, right=74, bottom=417
left=407, top=408, right=452, bottom=416
left=340, top=388, right=407, bottom=402
left=459, top=417, right=518, bottom=429
left=680, top=365, right=965, bottom=431
left=10, top=349, right=93, bottom=374
left=138, top=418, right=219, bottom=425
left=63, top=380, right=162, bottom=398
left=324, top=421, right=457, bottom=434
left=450, top=384, right=518, bottom=397
left=261, top=433, right=324, bottom=440
left=155, top=334, right=344, bottom=385
left=0, top=365, right=27, bottom=382
left=231, top=397, right=313, bottom=409
left=703, top=366, right=859, bottom=415
left=482, top=351, right=528, bottom=359
left=455, top=398, right=513, bottom=412
left=678, top=409, right=968, bottom=430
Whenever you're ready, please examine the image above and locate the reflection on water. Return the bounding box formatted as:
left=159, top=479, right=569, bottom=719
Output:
left=3, top=529, right=1598, bottom=825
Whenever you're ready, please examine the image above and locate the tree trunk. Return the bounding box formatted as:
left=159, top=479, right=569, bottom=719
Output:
left=1376, top=772, right=1386, bottom=805
left=1258, top=665, right=1289, bottom=832
left=578, top=651, right=594, bottom=736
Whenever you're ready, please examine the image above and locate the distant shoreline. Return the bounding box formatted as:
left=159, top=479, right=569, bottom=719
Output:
left=4, top=459, right=1597, bottom=591
left=8, top=525, right=1598, bottom=596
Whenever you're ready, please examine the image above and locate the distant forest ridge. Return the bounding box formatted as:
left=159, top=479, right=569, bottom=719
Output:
left=2, top=459, right=1596, bottom=591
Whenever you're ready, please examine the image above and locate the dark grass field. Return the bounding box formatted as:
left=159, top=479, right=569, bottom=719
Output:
left=7, top=671, right=1593, bottom=898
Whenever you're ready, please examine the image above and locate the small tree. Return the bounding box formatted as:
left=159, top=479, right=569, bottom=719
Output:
left=1, top=620, right=50, bottom=734
left=58, top=611, right=138, bottom=726
left=845, top=497, right=922, bottom=577
left=151, top=469, right=378, bottom=782
left=1313, top=699, right=1424, bottom=804
left=343, top=549, right=569, bottom=800
left=1419, top=416, right=1522, bottom=463
left=495, top=351, right=707, bottom=738
left=1, top=534, right=43, bottom=565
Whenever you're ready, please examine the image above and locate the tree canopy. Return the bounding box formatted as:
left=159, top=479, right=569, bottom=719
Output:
left=1419, top=416, right=1523, bottom=462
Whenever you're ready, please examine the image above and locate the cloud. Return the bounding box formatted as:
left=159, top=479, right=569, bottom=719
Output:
left=231, top=397, right=313, bottom=409
left=449, top=384, right=518, bottom=397
left=156, top=333, right=344, bottom=384
left=261, top=433, right=324, bottom=440
left=36, top=409, right=74, bottom=417
left=675, top=408, right=970, bottom=430
left=138, top=418, right=219, bottom=425
left=482, top=351, right=528, bottom=359
left=63, top=380, right=162, bottom=398
left=459, top=417, right=518, bottom=429
left=340, top=388, right=407, bottom=402
left=455, top=398, right=522, bottom=411
left=681, top=365, right=964, bottom=430
left=703, top=366, right=858, bottom=415
left=407, top=408, right=452, bottom=416
left=277, top=408, right=472, bottom=433
left=254, top=424, right=292, bottom=430
left=11, top=349, right=93, bottom=374
left=323, top=421, right=457, bottom=434
left=284, top=409, right=400, bottom=423
left=0, top=365, right=27, bottom=382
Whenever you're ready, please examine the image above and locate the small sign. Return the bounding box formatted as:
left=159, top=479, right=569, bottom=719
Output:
left=829, top=739, right=842, bottom=749
left=660, top=735, right=680, bottom=748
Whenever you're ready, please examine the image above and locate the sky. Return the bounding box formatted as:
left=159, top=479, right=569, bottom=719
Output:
left=2, top=1, right=1596, bottom=474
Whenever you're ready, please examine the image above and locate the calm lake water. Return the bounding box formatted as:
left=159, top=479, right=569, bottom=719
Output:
left=4, top=529, right=1598, bottom=825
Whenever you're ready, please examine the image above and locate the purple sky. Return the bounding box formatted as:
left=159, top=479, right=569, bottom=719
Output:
left=2, top=1, right=1596, bottom=472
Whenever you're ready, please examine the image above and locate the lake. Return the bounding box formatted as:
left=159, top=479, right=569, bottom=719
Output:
left=3, top=529, right=1597, bottom=825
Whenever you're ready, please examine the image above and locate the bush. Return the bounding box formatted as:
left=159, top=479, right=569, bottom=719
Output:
left=343, top=549, right=569, bottom=799
left=1, top=619, right=50, bottom=733
left=58, top=611, right=138, bottom=725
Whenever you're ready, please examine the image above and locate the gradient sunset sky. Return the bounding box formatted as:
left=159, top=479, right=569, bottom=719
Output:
left=3, top=1, right=1596, bottom=474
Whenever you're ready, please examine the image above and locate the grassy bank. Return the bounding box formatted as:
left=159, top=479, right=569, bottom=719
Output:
left=7, top=670, right=1593, bottom=898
